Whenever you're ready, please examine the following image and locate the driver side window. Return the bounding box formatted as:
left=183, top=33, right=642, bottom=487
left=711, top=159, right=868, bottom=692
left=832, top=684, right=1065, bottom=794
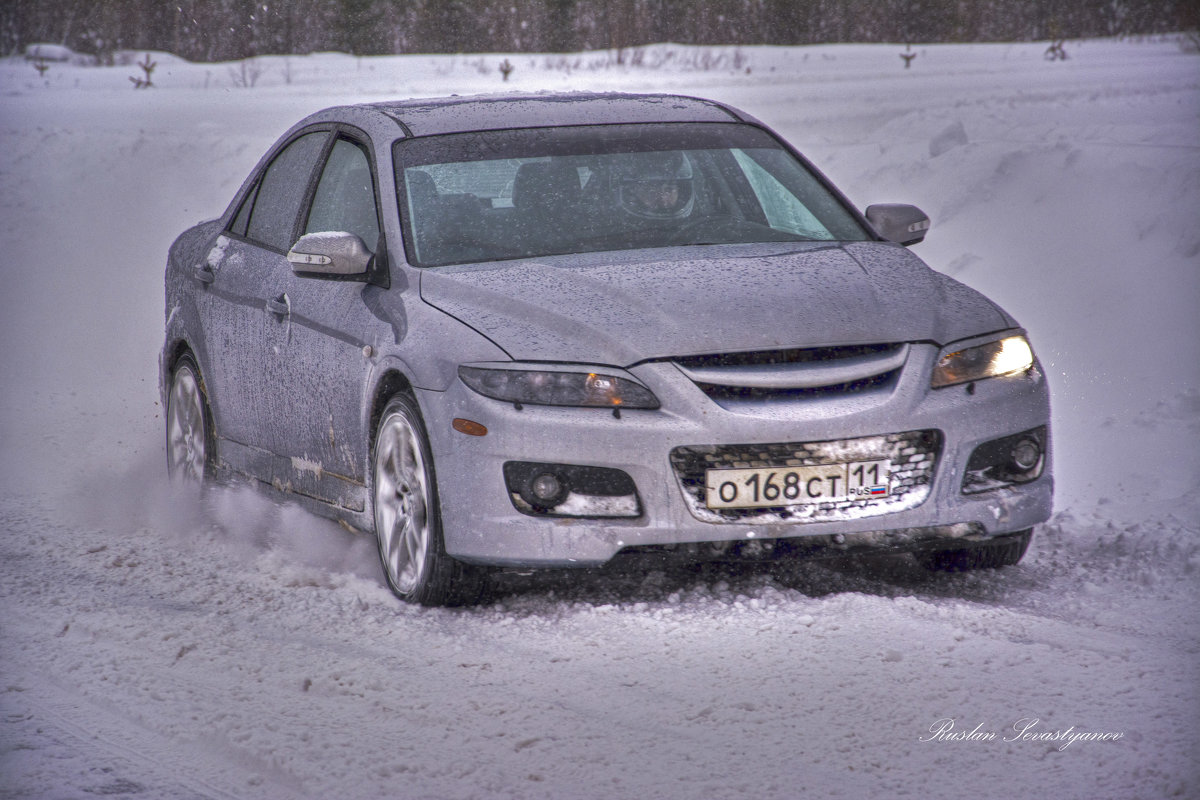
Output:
left=305, top=138, right=381, bottom=251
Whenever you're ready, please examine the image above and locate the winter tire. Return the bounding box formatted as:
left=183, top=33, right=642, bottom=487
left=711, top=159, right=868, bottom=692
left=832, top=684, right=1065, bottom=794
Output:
left=166, top=354, right=211, bottom=486
left=919, top=529, right=1032, bottom=572
left=372, top=394, right=485, bottom=606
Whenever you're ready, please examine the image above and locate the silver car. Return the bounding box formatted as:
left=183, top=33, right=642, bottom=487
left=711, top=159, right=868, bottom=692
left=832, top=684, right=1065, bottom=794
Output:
left=161, top=92, right=1052, bottom=605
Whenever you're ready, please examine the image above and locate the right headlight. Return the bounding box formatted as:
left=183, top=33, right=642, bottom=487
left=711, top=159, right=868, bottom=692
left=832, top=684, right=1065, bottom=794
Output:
left=931, top=335, right=1034, bottom=389
left=459, top=365, right=660, bottom=409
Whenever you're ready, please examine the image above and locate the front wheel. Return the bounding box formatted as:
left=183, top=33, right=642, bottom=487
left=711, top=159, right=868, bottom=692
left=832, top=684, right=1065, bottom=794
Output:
left=918, top=529, right=1032, bottom=572
left=372, top=395, right=485, bottom=606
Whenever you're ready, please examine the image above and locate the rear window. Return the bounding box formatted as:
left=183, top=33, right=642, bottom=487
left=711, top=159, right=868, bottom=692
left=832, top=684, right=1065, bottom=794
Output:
left=392, top=123, right=869, bottom=267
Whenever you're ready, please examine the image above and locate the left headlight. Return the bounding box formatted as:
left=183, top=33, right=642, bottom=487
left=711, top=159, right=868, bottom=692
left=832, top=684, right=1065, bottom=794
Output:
left=459, top=365, right=660, bottom=409
left=931, top=335, right=1035, bottom=389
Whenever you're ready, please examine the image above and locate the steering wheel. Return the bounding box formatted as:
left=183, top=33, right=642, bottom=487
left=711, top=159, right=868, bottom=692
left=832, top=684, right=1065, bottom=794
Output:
left=673, top=214, right=741, bottom=243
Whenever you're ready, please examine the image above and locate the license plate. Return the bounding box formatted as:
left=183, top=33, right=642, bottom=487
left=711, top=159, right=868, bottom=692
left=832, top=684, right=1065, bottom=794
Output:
left=705, top=460, right=891, bottom=509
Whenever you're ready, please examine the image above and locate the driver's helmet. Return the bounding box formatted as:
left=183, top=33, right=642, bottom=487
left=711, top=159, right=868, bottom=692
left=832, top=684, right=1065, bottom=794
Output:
left=617, top=151, right=695, bottom=220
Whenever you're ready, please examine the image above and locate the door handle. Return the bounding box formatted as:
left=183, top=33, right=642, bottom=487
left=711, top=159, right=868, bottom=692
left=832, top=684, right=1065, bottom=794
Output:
left=266, top=294, right=290, bottom=317
left=194, top=265, right=215, bottom=285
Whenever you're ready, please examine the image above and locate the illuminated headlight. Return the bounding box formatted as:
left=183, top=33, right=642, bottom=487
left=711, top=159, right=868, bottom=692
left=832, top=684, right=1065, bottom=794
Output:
left=931, top=335, right=1034, bottom=389
left=459, top=366, right=660, bottom=409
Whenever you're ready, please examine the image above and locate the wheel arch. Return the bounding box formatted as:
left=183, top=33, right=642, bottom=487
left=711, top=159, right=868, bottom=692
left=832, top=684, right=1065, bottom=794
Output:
left=365, top=367, right=417, bottom=463
left=164, top=338, right=194, bottom=375
left=161, top=335, right=222, bottom=441
left=161, top=336, right=204, bottom=404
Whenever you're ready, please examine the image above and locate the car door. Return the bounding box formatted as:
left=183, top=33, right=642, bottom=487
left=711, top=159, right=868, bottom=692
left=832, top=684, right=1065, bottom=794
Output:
left=200, top=128, right=330, bottom=478
left=263, top=133, right=388, bottom=510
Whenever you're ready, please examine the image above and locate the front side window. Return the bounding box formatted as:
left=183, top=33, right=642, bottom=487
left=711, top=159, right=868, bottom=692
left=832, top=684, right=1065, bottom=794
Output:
left=305, top=138, right=381, bottom=250
left=394, top=123, right=869, bottom=267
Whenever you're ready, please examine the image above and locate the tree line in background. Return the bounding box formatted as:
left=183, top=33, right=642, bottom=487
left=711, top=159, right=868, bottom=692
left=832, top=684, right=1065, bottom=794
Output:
left=2, top=0, right=1196, bottom=62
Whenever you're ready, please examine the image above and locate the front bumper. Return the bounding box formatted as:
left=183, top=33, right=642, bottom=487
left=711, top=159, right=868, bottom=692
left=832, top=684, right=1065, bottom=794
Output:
left=421, top=344, right=1052, bottom=567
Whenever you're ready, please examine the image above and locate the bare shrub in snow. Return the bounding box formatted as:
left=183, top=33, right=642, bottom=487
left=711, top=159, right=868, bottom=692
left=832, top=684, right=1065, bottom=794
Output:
left=535, top=45, right=751, bottom=75
left=129, top=53, right=155, bottom=89
left=1045, top=40, right=1069, bottom=61
left=229, top=57, right=265, bottom=88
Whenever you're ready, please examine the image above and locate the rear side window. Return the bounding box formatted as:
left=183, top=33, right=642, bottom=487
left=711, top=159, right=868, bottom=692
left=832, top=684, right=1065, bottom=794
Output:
left=229, top=182, right=258, bottom=237
left=236, top=131, right=328, bottom=251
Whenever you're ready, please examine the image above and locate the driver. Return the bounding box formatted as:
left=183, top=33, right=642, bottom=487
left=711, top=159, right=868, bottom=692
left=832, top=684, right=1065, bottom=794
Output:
left=617, top=151, right=695, bottom=220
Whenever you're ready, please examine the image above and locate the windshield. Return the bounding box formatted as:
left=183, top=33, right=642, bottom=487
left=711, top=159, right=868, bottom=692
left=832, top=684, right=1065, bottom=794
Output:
left=393, top=123, right=871, bottom=267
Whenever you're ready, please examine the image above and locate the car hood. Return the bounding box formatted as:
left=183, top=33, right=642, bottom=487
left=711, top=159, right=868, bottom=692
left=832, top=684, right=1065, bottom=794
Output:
left=418, top=242, right=1013, bottom=366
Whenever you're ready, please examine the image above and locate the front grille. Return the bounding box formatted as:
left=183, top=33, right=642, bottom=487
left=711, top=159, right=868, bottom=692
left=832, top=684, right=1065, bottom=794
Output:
left=669, top=429, right=941, bottom=524
left=694, top=369, right=897, bottom=403
left=672, top=343, right=908, bottom=405
left=673, top=343, right=899, bottom=370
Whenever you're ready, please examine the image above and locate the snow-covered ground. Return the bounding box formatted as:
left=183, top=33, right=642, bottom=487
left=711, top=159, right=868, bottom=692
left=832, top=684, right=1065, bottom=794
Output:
left=1, top=38, right=1198, bottom=799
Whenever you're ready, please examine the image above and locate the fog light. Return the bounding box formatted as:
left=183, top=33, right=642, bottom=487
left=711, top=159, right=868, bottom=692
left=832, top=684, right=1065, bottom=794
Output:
left=530, top=472, right=565, bottom=504
left=1010, top=438, right=1041, bottom=471
left=503, top=461, right=642, bottom=518
left=962, top=426, right=1048, bottom=494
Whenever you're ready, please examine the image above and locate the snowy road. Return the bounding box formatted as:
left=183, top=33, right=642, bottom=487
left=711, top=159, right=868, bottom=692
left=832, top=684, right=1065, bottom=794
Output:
left=2, top=39, right=1198, bottom=799
left=3, top=492, right=1196, bottom=799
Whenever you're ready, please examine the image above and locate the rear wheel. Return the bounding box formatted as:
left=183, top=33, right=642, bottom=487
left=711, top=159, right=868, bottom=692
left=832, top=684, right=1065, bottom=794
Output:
left=166, top=354, right=211, bottom=486
left=918, top=529, right=1032, bottom=572
left=372, top=394, right=485, bottom=606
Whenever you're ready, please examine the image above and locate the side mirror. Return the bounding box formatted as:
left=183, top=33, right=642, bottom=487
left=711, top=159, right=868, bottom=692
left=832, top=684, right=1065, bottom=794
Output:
left=287, top=231, right=373, bottom=277
left=865, top=204, right=931, bottom=246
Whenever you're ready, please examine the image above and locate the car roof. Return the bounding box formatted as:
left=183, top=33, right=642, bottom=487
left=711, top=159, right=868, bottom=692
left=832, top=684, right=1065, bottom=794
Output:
left=306, top=92, right=752, bottom=139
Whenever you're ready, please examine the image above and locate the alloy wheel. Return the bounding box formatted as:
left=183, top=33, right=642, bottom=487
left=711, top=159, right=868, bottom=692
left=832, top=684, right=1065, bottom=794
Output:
left=373, top=406, right=432, bottom=595
left=166, top=360, right=208, bottom=484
